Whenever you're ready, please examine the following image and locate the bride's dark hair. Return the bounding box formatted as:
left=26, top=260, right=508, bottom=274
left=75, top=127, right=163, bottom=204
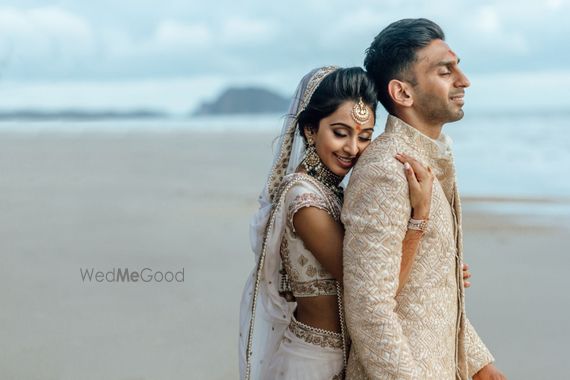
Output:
left=297, top=67, right=377, bottom=142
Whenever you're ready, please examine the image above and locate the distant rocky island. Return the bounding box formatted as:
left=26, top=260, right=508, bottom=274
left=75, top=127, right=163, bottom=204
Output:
left=0, top=87, right=291, bottom=121
left=0, top=109, right=167, bottom=121
left=193, top=87, right=289, bottom=115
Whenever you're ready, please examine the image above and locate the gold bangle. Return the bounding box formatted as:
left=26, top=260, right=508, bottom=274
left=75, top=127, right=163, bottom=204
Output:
left=407, top=218, right=428, bottom=232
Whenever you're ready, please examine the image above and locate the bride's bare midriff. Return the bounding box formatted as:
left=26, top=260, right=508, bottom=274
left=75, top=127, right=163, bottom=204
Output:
left=295, top=294, right=341, bottom=332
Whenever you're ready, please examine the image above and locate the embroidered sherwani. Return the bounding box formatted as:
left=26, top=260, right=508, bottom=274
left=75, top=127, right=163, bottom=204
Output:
left=341, top=116, right=494, bottom=380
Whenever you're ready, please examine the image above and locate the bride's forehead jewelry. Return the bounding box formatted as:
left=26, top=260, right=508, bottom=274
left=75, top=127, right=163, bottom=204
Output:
left=351, top=98, right=370, bottom=124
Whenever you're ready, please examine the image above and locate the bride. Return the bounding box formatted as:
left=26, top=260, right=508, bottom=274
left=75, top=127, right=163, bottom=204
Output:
left=239, top=66, right=471, bottom=379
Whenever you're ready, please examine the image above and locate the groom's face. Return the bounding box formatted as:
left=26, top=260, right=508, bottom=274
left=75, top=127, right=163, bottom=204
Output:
left=408, top=39, right=470, bottom=124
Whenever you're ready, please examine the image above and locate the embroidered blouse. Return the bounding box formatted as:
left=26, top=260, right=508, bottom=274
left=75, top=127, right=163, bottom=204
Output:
left=278, top=173, right=342, bottom=299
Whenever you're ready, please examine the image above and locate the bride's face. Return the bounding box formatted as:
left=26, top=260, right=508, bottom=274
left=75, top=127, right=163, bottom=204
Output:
left=308, top=100, right=375, bottom=177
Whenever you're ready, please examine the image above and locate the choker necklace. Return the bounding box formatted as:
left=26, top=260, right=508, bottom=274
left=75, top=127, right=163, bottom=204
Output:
left=302, top=143, right=344, bottom=199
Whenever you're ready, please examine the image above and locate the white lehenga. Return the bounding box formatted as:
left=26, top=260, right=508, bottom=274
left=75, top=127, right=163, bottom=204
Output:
left=267, top=315, right=343, bottom=379
left=238, top=66, right=346, bottom=380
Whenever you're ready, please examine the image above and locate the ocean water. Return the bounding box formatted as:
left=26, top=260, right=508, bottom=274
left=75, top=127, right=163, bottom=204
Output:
left=1, top=111, right=568, bottom=210
left=447, top=112, right=569, bottom=199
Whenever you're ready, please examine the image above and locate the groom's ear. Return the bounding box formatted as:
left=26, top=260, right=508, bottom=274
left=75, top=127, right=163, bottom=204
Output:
left=388, top=79, right=413, bottom=108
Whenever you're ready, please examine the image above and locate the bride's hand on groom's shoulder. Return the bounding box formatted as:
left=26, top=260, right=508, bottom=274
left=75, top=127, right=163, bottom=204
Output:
left=396, top=152, right=473, bottom=290
left=395, top=152, right=434, bottom=220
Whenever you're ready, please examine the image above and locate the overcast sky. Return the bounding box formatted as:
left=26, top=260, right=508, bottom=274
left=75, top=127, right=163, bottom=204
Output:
left=0, top=0, right=569, bottom=113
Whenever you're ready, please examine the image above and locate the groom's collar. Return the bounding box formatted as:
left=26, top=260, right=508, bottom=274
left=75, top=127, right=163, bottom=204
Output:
left=384, top=114, right=453, bottom=161
left=383, top=115, right=457, bottom=201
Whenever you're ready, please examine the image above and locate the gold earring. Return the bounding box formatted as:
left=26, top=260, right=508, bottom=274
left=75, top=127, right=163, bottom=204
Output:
left=302, top=136, right=343, bottom=198
left=306, top=132, right=314, bottom=145
left=304, top=139, right=320, bottom=168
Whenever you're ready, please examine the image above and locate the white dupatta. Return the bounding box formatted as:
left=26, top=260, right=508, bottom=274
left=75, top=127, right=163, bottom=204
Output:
left=238, top=66, right=339, bottom=380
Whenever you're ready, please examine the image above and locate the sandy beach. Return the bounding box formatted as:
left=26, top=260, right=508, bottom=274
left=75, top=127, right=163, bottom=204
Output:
left=0, top=129, right=568, bottom=379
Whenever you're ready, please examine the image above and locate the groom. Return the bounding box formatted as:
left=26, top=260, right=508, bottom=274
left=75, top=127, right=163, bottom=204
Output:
left=341, top=19, right=506, bottom=379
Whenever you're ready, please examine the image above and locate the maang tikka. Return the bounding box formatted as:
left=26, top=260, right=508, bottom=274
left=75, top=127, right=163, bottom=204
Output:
left=351, top=98, right=370, bottom=124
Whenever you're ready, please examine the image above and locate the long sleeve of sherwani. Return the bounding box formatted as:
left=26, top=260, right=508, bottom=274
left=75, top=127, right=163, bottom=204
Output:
left=342, top=161, right=420, bottom=379
left=464, top=317, right=494, bottom=377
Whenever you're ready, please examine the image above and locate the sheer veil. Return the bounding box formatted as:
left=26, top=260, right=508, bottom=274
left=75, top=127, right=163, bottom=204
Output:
left=238, top=66, right=339, bottom=380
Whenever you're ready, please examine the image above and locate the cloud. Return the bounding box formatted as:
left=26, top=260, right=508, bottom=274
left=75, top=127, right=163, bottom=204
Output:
left=546, top=0, right=565, bottom=10
left=0, top=6, right=94, bottom=58
left=220, top=17, right=276, bottom=46
left=0, top=0, right=569, bottom=111
left=152, top=20, right=213, bottom=49
left=469, top=6, right=529, bottom=54
left=0, top=2, right=567, bottom=79
left=475, top=6, right=501, bottom=33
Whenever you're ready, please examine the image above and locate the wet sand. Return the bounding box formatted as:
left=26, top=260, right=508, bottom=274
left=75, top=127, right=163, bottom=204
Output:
left=0, top=130, right=568, bottom=379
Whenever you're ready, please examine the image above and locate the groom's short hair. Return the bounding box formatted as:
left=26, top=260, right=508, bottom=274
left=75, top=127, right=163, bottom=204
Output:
left=364, top=18, right=445, bottom=114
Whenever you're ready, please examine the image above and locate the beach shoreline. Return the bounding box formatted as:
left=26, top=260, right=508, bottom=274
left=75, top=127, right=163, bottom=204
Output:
left=0, top=130, right=568, bottom=379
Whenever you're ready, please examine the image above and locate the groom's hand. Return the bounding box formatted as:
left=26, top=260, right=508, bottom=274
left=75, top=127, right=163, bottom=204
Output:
left=473, top=363, right=507, bottom=380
